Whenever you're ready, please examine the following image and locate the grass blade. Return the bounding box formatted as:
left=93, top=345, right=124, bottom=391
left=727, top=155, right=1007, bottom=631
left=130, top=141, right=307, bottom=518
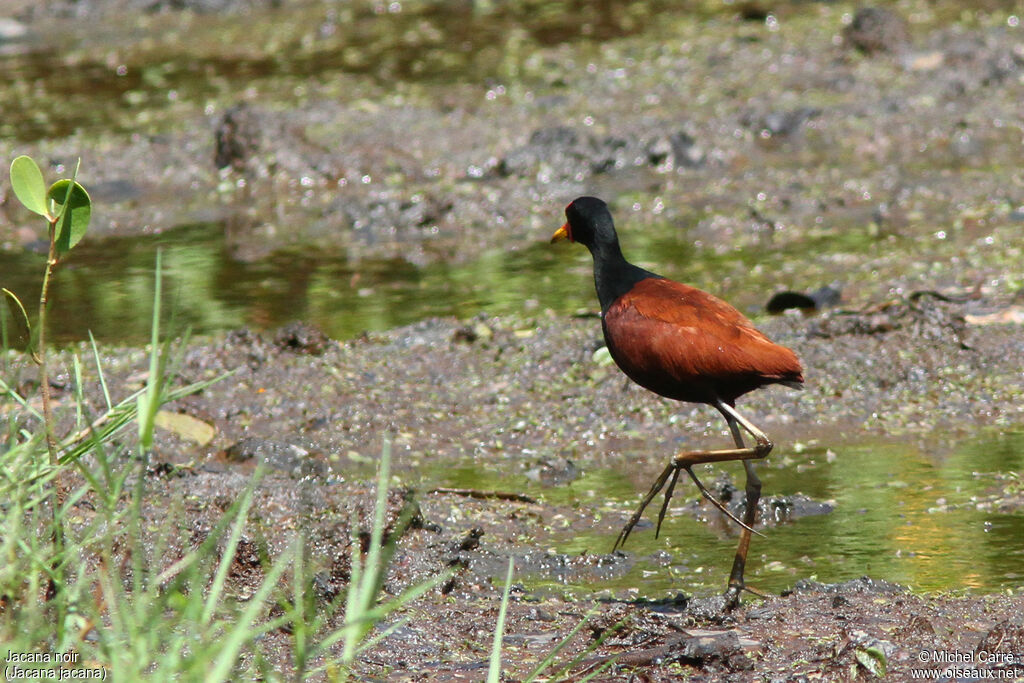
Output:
left=207, top=539, right=295, bottom=683
left=487, top=557, right=515, bottom=683
left=202, top=486, right=257, bottom=626
left=88, top=330, right=112, bottom=410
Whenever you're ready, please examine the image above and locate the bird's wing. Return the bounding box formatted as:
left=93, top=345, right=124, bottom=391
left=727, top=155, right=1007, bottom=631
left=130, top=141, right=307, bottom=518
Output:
left=605, top=278, right=803, bottom=384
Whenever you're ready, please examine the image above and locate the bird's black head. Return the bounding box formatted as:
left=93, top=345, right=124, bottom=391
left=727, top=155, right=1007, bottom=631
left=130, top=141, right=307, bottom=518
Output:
left=550, top=195, right=654, bottom=313
left=550, top=196, right=618, bottom=252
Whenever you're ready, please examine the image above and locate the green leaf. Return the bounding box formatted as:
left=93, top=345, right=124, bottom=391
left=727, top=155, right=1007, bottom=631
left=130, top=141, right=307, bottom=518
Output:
left=10, top=155, right=49, bottom=217
left=153, top=410, right=216, bottom=446
left=591, top=345, right=614, bottom=366
left=1, top=287, right=37, bottom=360
left=48, top=179, right=91, bottom=255
left=1, top=287, right=31, bottom=336
left=855, top=645, right=888, bottom=677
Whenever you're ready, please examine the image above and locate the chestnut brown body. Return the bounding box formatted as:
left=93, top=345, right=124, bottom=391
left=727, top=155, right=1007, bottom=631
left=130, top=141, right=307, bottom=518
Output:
left=601, top=277, right=803, bottom=406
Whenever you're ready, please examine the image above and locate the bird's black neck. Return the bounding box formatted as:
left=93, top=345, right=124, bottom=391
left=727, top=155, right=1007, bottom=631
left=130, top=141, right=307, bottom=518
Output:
left=589, top=241, right=659, bottom=314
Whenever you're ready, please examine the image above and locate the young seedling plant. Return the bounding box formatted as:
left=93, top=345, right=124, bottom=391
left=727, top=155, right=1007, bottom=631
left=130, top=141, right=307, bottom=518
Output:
left=5, top=154, right=91, bottom=601
left=7, top=155, right=92, bottom=464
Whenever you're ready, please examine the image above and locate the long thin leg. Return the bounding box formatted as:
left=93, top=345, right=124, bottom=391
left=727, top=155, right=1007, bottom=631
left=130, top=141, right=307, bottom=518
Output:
left=723, top=416, right=763, bottom=607
left=613, top=400, right=774, bottom=603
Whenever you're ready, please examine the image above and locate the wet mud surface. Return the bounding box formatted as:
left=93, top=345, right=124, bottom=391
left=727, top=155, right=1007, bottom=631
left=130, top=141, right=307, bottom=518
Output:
left=2, top=0, right=1024, bottom=679
left=9, top=297, right=1024, bottom=679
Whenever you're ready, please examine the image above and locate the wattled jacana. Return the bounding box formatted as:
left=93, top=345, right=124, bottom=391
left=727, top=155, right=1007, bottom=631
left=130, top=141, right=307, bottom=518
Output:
left=551, top=196, right=803, bottom=606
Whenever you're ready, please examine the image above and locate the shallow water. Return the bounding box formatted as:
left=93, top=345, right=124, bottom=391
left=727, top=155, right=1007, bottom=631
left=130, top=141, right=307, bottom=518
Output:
left=0, top=0, right=690, bottom=143
left=427, top=429, right=1024, bottom=597
left=3, top=1, right=1020, bottom=346
left=0, top=214, right=861, bottom=347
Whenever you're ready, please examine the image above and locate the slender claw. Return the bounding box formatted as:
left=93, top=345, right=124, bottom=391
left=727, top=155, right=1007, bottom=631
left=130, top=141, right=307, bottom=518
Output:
left=654, top=466, right=681, bottom=538
left=742, top=584, right=771, bottom=598
left=612, top=463, right=675, bottom=551
left=683, top=467, right=765, bottom=538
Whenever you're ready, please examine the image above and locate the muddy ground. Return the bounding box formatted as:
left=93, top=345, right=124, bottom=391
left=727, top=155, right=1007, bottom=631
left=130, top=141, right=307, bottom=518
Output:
left=10, top=299, right=1023, bottom=680
left=2, top=0, right=1024, bottom=680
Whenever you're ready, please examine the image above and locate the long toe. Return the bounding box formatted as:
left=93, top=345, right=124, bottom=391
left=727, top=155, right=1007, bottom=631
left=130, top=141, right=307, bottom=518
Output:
left=612, top=462, right=677, bottom=551
left=724, top=583, right=744, bottom=610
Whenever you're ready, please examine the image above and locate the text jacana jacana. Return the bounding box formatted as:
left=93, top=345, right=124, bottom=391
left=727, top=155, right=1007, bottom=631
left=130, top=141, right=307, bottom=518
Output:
left=551, top=196, right=803, bottom=606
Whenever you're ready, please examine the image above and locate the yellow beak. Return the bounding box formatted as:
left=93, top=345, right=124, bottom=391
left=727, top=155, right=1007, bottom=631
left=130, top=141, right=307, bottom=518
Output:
left=550, top=222, right=571, bottom=243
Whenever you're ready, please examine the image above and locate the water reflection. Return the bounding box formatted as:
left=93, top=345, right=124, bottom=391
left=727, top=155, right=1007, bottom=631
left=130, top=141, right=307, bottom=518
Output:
left=438, top=431, right=1024, bottom=597
left=0, top=218, right=726, bottom=346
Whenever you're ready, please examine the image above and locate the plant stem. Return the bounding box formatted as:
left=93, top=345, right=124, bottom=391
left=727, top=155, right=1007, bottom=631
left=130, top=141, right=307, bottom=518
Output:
left=38, top=217, right=65, bottom=612
left=39, top=219, right=59, bottom=466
